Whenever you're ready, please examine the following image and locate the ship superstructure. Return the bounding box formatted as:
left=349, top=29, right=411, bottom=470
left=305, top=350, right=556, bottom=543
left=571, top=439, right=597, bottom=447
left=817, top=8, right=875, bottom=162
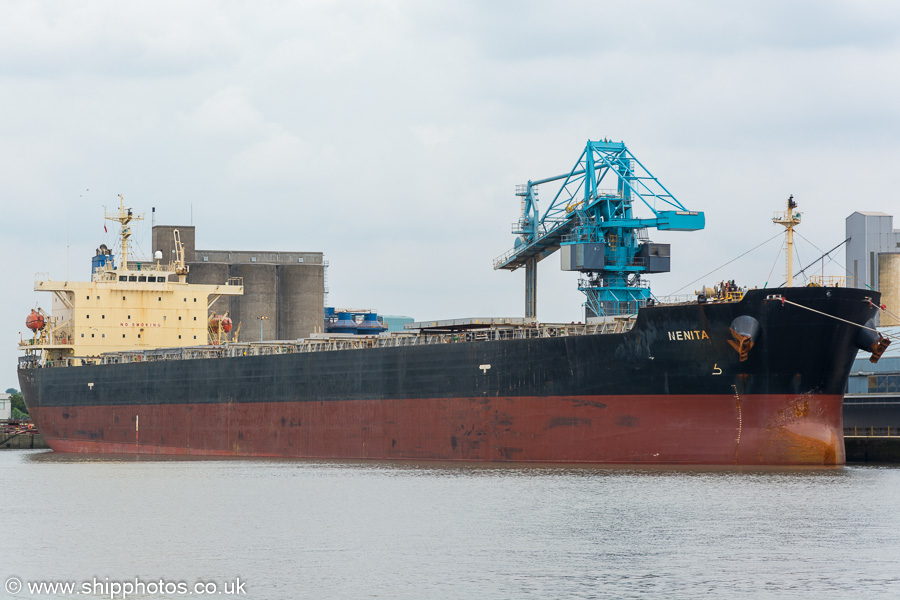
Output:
left=20, top=196, right=243, bottom=366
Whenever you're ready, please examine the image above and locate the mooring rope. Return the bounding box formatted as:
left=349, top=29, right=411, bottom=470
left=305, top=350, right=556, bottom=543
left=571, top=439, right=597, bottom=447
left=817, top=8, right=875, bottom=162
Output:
left=779, top=298, right=900, bottom=343
left=879, top=304, right=900, bottom=325
left=667, top=232, right=783, bottom=296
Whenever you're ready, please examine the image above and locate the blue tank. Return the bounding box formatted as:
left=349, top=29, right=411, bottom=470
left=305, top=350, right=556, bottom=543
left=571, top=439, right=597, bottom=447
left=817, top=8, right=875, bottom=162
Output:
left=326, top=312, right=358, bottom=335
left=356, top=313, right=387, bottom=335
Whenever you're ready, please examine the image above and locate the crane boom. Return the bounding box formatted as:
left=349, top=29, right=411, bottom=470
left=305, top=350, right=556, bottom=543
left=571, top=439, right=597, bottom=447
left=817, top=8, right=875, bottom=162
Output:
left=494, top=140, right=705, bottom=318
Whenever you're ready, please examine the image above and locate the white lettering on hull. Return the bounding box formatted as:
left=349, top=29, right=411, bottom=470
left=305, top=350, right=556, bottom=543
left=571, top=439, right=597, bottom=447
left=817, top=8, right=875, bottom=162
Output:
left=667, top=330, right=710, bottom=341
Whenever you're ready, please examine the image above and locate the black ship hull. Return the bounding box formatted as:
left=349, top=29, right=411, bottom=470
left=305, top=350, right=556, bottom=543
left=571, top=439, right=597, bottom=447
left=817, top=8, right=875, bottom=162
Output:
left=18, top=287, right=881, bottom=464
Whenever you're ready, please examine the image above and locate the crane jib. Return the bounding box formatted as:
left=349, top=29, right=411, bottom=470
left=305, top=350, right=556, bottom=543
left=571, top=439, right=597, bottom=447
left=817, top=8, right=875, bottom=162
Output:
left=494, top=139, right=705, bottom=319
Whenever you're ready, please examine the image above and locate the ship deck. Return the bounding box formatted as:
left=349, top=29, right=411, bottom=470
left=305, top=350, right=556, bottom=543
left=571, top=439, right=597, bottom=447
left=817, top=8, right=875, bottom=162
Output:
left=19, top=317, right=638, bottom=369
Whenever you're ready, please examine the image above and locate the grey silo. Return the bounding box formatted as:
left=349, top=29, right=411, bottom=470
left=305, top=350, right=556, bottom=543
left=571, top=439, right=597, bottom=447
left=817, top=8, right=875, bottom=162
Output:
left=152, top=225, right=324, bottom=342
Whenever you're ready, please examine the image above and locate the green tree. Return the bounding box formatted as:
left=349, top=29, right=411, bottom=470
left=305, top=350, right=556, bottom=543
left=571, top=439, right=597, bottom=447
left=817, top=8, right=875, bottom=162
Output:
left=5, top=388, right=17, bottom=394
left=9, top=392, right=27, bottom=417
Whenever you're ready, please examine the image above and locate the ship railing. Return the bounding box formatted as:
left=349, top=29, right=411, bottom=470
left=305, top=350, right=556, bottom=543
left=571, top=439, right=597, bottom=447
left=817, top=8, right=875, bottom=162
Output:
left=561, top=229, right=604, bottom=244
left=55, top=323, right=74, bottom=345
left=28, top=318, right=75, bottom=346
left=37, top=320, right=639, bottom=368
left=654, top=294, right=697, bottom=305
left=844, top=426, right=897, bottom=437
left=18, top=355, right=39, bottom=369
left=492, top=246, right=522, bottom=269
left=809, top=275, right=849, bottom=288
left=125, top=260, right=178, bottom=273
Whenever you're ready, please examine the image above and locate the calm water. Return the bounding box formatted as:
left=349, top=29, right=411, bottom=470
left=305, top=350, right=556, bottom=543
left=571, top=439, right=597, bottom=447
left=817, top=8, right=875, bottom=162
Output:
left=2, top=451, right=899, bottom=600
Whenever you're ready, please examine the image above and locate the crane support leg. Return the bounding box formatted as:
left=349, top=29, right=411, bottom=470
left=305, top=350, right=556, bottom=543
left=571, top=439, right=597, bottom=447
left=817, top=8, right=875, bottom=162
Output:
left=525, top=258, right=537, bottom=320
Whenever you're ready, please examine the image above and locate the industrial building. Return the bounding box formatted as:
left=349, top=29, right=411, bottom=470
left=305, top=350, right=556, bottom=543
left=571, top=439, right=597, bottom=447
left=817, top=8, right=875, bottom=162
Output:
left=846, top=211, right=900, bottom=326
left=844, top=212, right=900, bottom=459
left=152, top=225, right=324, bottom=342
left=844, top=343, right=900, bottom=462
left=846, top=349, right=900, bottom=433
left=381, top=315, right=415, bottom=332
left=0, top=393, right=10, bottom=421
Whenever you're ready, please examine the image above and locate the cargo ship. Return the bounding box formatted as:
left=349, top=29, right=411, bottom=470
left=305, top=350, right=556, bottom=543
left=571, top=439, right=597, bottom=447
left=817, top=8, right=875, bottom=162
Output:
left=16, top=143, right=892, bottom=464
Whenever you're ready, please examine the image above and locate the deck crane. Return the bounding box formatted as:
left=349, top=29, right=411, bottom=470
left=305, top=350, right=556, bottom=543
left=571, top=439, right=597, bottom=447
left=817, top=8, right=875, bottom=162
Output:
left=493, top=140, right=705, bottom=318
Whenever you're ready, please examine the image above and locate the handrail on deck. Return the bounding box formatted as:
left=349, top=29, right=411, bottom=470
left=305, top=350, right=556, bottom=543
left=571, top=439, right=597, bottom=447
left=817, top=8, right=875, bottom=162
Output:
left=23, top=319, right=638, bottom=369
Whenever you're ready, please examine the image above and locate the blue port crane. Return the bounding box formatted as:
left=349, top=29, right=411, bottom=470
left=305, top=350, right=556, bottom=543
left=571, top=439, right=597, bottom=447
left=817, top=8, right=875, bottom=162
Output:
left=493, top=140, right=705, bottom=318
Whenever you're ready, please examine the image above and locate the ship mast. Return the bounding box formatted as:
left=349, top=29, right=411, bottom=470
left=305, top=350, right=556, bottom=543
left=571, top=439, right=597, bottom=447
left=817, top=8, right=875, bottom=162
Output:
left=105, top=195, right=144, bottom=270
left=773, top=195, right=801, bottom=287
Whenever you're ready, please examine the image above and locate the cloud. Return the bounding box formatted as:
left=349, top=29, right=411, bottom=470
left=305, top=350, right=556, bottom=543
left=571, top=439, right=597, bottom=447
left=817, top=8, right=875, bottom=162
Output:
left=415, top=0, right=900, bottom=62
left=229, top=130, right=312, bottom=184
left=180, top=86, right=313, bottom=184
left=412, top=125, right=454, bottom=146
left=185, top=86, right=270, bottom=139
left=0, top=0, right=240, bottom=77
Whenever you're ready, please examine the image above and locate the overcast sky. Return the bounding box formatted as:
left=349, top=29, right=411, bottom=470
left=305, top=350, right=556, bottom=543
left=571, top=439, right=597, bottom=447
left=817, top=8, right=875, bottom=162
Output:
left=3, top=0, right=900, bottom=386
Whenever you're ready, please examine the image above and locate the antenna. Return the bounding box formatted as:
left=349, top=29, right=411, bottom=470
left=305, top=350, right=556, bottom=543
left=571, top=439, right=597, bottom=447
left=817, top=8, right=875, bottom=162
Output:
left=772, top=195, right=802, bottom=287
left=105, top=195, right=144, bottom=270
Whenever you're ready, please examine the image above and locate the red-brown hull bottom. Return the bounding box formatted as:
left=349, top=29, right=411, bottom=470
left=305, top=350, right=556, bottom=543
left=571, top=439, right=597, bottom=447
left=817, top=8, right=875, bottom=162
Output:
left=30, top=394, right=845, bottom=465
